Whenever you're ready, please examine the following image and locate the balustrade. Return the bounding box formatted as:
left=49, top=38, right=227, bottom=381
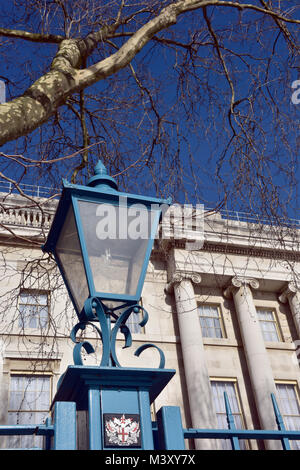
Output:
left=0, top=205, right=54, bottom=229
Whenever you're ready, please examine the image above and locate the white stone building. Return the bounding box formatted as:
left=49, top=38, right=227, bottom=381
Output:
left=0, top=188, right=299, bottom=450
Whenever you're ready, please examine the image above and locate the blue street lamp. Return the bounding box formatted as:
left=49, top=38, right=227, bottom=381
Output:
left=44, top=161, right=177, bottom=450
left=43, top=160, right=171, bottom=367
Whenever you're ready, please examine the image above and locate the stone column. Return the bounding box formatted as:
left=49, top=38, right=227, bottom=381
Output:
left=166, top=271, right=221, bottom=450
left=224, top=276, right=280, bottom=450
left=278, top=282, right=300, bottom=338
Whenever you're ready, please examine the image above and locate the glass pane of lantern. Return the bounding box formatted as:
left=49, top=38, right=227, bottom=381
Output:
left=78, top=199, right=158, bottom=298
left=56, top=205, right=89, bottom=313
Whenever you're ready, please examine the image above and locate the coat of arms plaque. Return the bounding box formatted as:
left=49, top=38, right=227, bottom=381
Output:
left=104, top=413, right=141, bottom=447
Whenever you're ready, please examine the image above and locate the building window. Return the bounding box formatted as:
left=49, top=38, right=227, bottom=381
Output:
left=256, top=308, right=281, bottom=342
left=7, top=375, right=51, bottom=449
left=125, top=299, right=144, bottom=334
left=211, top=379, right=247, bottom=450
left=18, top=291, right=49, bottom=329
left=126, top=309, right=142, bottom=333
left=198, top=304, right=225, bottom=338
left=276, top=382, right=300, bottom=450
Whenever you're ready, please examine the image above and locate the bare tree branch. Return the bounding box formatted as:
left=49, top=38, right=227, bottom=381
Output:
left=0, top=0, right=299, bottom=146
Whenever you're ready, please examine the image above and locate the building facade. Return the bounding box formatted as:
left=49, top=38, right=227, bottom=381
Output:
left=0, top=190, right=299, bottom=450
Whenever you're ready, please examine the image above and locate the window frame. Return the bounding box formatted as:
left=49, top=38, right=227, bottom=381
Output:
left=197, top=303, right=226, bottom=339
left=210, top=377, right=248, bottom=449
left=18, top=289, right=50, bottom=330
left=125, top=297, right=145, bottom=335
left=7, top=372, right=52, bottom=449
left=256, top=307, right=283, bottom=342
left=275, top=380, right=300, bottom=450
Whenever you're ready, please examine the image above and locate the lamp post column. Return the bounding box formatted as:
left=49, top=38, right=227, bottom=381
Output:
left=166, top=272, right=221, bottom=450
left=224, top=276, right=280, bottom=450
left=279, top=282, right=300, bottom=338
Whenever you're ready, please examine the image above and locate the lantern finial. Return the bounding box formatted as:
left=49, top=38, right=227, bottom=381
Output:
left=94, top=160, right=108, bottom=176
left=87, top=159, right=118, bottom=191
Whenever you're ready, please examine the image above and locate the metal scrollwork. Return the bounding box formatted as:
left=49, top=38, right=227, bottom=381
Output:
left=70, top=298, right=165, bottom=369
left=134, top=343, right=165, bottom=369
left=70, top=321, right=99, bottom=366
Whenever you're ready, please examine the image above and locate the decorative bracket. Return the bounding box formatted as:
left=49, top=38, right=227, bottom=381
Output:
left=70, top=297, right=165, bottom=369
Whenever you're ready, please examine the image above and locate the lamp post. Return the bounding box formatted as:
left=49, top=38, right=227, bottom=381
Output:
left=43, top=161, right=176, bottom=449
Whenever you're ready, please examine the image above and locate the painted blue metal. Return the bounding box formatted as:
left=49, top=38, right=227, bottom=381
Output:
left=134, top=343, right=166, bottom=369
left=71, top=192, right=162, bottom=305
left=101, top=388, right=149, bottom=449
left=42, top=160, right=172, bottom=372
left=70, top=300, right=165, bottom=369
left=105, top=301, right=136, bottom=367
left=152, top=421, right=159, bottom=450
left=87, top=160, right=119, bottom=192
left=71, top=195, right=95, bottom=296
left=224, top=391, right=240, bottom=450
left=0, top=402, right=77, bottom=450
left=52, top=366, right=175, bottom=410
left=44, top=417, right=52, bottom=450
left=271, top=393, right=291, bottom=450
left=42, top=178, right=170, bottom=260
left=155, top=393, right=300, bottom=450
left=71, top=193, right=162, bottom=305
left=0, top=424, right=53, bottom=436
left=3, top=389, right=300, bottom=450
left=42, top=160, right=171, bottom=319
left=156, top=406, right=185, bottom=450
left=51, top=365, right=175, bottom=450
left=138, top=390, right=155, bottom=450
left=52, top=250, right=81, bottom=319
left=183, top=427, right=300, bottom=442
left=88, top=386, right=102, bottom=450
left=53, top=401, right=77, bottom=450
left=133, top=207, right=161, bottom=302
left=73, top=340, right=95, bottom=366
left=83, top=297, right=112, bottom=366
left=102, top=389, right=140, bottom=414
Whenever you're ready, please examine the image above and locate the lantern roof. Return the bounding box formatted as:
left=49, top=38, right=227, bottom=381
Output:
left=43, top=160, right=171, bottom=254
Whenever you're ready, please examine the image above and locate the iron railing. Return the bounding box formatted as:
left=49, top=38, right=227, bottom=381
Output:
left=1, top=393, right=300, bottom=450
left=0, top=402, right=76, bottom=450
left=155, top=392, right=300, bottom=451
left=0, top=180, right=60, bottom=199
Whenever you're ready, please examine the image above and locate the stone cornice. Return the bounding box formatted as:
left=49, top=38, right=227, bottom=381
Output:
left=157, top=240, right=300, bottom=262
left=202, top=242, right=300, bottom=261
left=223, top=276, right=260, bottom=298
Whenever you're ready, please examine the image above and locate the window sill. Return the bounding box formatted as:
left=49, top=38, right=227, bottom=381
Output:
left=203, top=337, right=239, bottom=347
left=116, top=332, right=179, bottom=344
left=264, top=341, right=295, bottom=351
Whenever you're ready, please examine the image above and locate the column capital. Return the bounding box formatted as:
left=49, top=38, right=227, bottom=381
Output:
left=278, top=282, right=299, bottom=303
left=223, top=276, right=259, bottom=298
left=165, top=271, right=202, bottom=294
